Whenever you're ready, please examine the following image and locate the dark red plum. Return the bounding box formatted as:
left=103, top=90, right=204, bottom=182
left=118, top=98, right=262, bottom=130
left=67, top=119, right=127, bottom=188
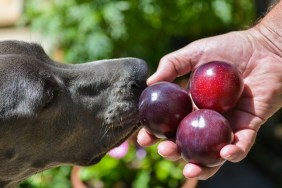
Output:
left=139, top=82, right=193, bottom=138
left=176, top=109, right=233, bottom=167
left=190, top=61, right=244, bottom=113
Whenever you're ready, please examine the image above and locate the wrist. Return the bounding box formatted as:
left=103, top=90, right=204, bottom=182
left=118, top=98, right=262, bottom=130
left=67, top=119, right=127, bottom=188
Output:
left=247, top=2, right=282, bottom=57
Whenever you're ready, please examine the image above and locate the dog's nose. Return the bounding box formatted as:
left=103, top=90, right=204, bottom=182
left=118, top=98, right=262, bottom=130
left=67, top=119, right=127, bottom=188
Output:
left=127, top=58, right=149, bottom=90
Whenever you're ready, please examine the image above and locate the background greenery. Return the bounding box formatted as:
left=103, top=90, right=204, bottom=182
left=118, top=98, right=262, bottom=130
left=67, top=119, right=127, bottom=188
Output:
left=17, top=0, right=282, bottom=187
left=21, top=0, right=255, bottom=70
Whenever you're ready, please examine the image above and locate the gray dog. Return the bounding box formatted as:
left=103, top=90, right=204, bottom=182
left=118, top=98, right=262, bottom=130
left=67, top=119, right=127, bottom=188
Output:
left=0, top=40, right=148, bottom=187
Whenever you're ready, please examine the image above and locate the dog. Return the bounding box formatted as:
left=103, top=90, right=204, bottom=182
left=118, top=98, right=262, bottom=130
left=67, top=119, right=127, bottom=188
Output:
left=0, top=40, right=148, bottom=187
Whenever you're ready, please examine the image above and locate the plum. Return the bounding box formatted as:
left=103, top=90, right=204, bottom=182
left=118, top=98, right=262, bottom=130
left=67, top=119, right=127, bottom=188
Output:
left=176, top=109, right=233, bottom=167
left=190, top=61, right=244, bottom=113
left=139, top=81, right=193, bottom=138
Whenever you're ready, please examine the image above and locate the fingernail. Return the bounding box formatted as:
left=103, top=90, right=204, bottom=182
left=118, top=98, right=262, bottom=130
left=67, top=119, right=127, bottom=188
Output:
left=157, top=145, right=165, bottom=156
left=220, top=147, right=231, bottom=159
left=137, top=132, right=145, bottom=143
left=224, top=154, right=232, bottom=160
left=183, top=165, right=194, bottom=178
left=147, top=73, right=157, bottom=85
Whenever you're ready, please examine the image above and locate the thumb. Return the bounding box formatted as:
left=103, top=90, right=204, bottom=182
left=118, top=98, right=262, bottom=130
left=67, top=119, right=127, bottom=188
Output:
left=147, top=43, right=204, bottom=85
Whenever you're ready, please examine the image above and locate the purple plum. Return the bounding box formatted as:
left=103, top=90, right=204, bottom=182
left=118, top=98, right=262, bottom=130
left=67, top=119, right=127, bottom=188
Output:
left=176, top=109, right=233, bottom=167
left=139, top=81, right=193, bottom=138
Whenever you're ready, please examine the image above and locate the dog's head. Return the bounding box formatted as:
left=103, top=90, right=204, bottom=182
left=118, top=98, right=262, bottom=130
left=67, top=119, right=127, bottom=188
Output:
left=0, top=40, right=148, bottom=186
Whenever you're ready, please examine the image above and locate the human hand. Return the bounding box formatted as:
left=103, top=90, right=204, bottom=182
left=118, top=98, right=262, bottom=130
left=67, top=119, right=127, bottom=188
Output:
left=137, top=29, right=282, bottom=179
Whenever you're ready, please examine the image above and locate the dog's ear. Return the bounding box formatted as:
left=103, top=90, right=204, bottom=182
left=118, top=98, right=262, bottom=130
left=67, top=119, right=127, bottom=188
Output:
left=0, top=40, right=50, bottom=62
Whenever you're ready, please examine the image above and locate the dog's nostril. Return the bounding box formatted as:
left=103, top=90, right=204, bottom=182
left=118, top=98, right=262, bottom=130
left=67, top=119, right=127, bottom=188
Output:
left=128, top=58, right=149, bottom=89
left=128, top=81, right=146, bottom=91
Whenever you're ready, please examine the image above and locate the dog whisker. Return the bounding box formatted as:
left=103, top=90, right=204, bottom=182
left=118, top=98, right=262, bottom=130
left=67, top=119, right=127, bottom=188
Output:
left=111, top=122, right=115, bottom=133
left=101, top=124, right=110, bottom=140
left=135, top=121, right=143, bottom=130
left=119, top=116, right=123, bottom=126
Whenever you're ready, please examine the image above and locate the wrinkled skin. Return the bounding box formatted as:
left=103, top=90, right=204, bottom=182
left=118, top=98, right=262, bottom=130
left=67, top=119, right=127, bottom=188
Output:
left=0, top=40, right=148, bottom=187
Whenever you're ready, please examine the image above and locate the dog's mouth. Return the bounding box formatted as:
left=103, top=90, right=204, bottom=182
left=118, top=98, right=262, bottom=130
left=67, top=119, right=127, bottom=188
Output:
left=87, top=153, right=105, bottom=165
left=87, top=120, right=140, bottom=165
left=85, top=104, right=142, bottom=166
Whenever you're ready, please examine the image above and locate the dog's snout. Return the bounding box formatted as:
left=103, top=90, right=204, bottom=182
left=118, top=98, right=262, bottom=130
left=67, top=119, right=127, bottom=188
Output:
left=128, top=58, right=149, bottom=90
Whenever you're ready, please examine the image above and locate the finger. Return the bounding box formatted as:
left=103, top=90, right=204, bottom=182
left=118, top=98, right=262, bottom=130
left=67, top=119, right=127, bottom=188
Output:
left=147, top=44, right=203, bottom=85
left=137, top=128, right=158, bottom=147
left=157, top=140, right=181, bottom=161
left=147, top=53, right=191, bottom=85
left=220, top=129, right=257, bottom=162
left=225, top=97, right=264, bottom=132
left=183, top=163, right=221, bottom=180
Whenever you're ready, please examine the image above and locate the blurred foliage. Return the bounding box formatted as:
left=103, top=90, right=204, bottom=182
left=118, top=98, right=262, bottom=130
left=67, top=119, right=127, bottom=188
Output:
left=19, top=0, right=256, bottom=187
left=78, top=143, right=184, bottom=188
left=18, top=142, right=185, bottom=188
left=22, top=0, right=255, bottom=71
left=19, top=167, right=72, bottom=188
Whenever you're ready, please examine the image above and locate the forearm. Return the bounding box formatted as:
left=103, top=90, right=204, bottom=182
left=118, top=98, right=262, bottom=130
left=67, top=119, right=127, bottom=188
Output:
left=251, top=1, right=282, bottom=55
left=259, top=1, right=282, bottom=33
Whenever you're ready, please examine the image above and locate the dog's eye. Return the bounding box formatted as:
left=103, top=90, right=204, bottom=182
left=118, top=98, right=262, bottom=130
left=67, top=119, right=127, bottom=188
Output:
left=42, top=88, right=59, bottom=110
left=41, top=79, right=60, bottom=110
left=78, top=82, right=110, bottom=97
